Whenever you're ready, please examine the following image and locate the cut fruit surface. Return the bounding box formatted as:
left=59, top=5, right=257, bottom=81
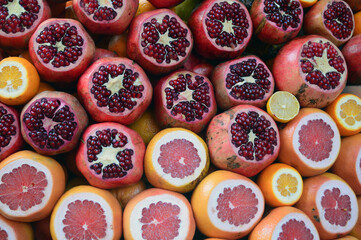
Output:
left=266, top=91, right=300, bottom=123
left=0, top=213, right=34, bottom=240
left=350, top=196, right=361, bottom=239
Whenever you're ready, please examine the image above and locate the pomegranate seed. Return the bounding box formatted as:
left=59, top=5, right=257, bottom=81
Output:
left=323, top=1, right=353, bottom=40
left=264, top=0, right=302, bottom=31
left=0, top=106, right=16, bottom=150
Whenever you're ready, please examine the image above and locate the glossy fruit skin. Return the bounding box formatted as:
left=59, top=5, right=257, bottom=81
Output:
left=127, top=9, right=193, bottom=75
left=0, top=214, right=34, bottom=240
left=77, top=57, right=153, bottom=125
left=148, top=0, right=185, bottom=8
left=91, top=49, right=118, bottom=64
left=76, top=122, right=145, bottom=189
left=342, top=35, right=361, bottom=85
left=72, top=0, right=138, bottom=35
left=273, top=35, right=347, bottom=108
left=250, top=0, right=303, bottom=45
left=188, top=0, right=252, bottom=60
left=29, top=18, right=96, bottom=83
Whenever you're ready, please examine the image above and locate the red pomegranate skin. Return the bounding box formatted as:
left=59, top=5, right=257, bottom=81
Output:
left=342, top=35, right=361, bottom=85
left=272, top=35, right=347, bottom=108
left=148, top=0, right=185, bottom=8
left=344, top=0, right=361, bottom=12
left=91, top=49, right=118, bottom=64
left=182, top=53, right=214, bottom=78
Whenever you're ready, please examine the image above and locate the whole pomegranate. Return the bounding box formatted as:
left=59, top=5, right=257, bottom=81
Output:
left=20, top=91, right=89, bottom=156
left=207, top=104, right=280, bottom=177
left=182, top=53, right=214, bottom=78
left=77, top=57, right=153, bottom=125
left=91, top=48, right=118, bottom=64
left=188, top=0, right=253, bottom=60
left=250, top=0, right=303, bottom=45
left=154, top=70, right=217, bottom=134
left=148, top=0, right=185, bottom=8
left=273, top=35, right=347, bottom=108
left=76, top=122, right=145, bottom=189
left=304, top=0, right=354, bottom=46
left=211, top=55, right=274, bottom=110
left=0, top=0, right=51, bottom=50
left=29, top=18, right=95, bottom=83
left=127, top=9, right=193, bottom=75
left=72, top=0, right=138, bottom=35
left=341, top=35, right=361, bottom=85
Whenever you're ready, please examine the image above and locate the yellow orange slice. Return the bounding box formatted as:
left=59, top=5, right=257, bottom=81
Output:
left=0, top=57, right=40, bottom=105
left=326, top=93, right=361, bottom=136
left=267, top=91, right=300, bottom=123
left=257, top=163, right=303, bottom=207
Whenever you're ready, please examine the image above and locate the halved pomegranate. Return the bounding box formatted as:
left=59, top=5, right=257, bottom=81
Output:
left=206, top=104, right=280, bottom=177
left=154, top=70, right=217, bottom=134
left=72, top=0, right=138, bottom=35
left=127, top=9, right=193, bottom=75
left=273, top=35, right=347, bottom=108
left=304, top=0, right=354, bottom=46
left=188, top=0, right=253, bottom=60
left=77, top=57, right=153, bottom=125
left=0, top=103, right=23, bottom=161
left=211, top=55, right=274, bottom=110
left=76, top=122, right=145, bottom=189
left=29, top=18, right=95, bottom=83
left=20, top=91, right=89, bottom=156
left=250, top=0, right=303, bottom=45
left=0, top=0, right=51, bottom=50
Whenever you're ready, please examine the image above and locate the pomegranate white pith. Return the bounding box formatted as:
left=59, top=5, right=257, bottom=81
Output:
left=271, top=168, right=303, bottom=204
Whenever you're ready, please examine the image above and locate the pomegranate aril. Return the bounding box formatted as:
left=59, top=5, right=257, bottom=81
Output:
left=323, top=1, right=353, bottom=40
left=264, top=0, right=302, bottom=30
left=0, top=106, right=16, bottom=150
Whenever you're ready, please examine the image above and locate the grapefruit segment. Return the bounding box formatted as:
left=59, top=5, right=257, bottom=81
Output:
left=0, top=214, right=34, bottom=240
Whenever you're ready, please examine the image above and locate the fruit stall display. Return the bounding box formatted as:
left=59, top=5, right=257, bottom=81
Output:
left=0, top=0, right=361, bottom=239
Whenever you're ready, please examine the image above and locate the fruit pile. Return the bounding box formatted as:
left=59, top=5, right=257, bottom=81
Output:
left=0, top=0, right=361, bottom=239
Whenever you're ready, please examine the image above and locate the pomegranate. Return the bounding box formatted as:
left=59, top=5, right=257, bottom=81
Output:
left=77, top=57, right=153, bottom=125
left=76, top=122, right=145, bottom=189
left=341, top=35, right=361, bottom=85
left=0, top=103, right=23, bottom=161
left=29, top=18, right=95, bottom=83
left=20, top=91, right=89, bottom=156
left=273, top=35, right=347, bottom=108
left=154, top=70, right=217, bottom=134
left=206, top=104, right=280, bottom=177
left=182, top=53, right=214, bottom=78
left=343, top=0, right=361, bottom=12
left=304, top=0, right=354, bottom=46
left=250, top=0, right=303, bottom=45
left=188, top=0, right=253, bottom=60
left=72, top=0, right=138, bottom=35
left=0, top=0, right=51, bottom=50
left=91, top=48, right=118, bottom=64
left=127, top=9, right=193, bottom=75
left=148, top=0, right=185, bottom=8
left=211, top=55, right=274, bottom=110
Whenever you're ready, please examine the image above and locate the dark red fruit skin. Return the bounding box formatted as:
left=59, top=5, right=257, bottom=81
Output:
left=342, top=35, right=361, bottom=85
left=0, top=0, right=51, bottom=50
left=33, top=216, right=52, bottom=240
left=127, top=9, right=193, bottom=75
left=72, top=0, right=138, bottom=35
left=0, top=103, right=23, bottom=162
left=148, top=0, right=185, bottom=8
left=91, top=48, right=118, bottom=64
left=211, top=55, right=274, bottom=110
left=77, top=57, right=153, bottom=125
left=206, top=104, right=280, bottom=177
left=250, top=0, right=303, bottom=45
left=273, top=35, right=347, bottom=108
left=76, top=122, right=145, bottom=189
left=304, top=0, right=354, bottom=46
left=154, top=70, right=217, bottom=134
left=29, top=18, right=96, bottom=83
left=188, top=0, right=253, bottom=60
left=344, top=0, right=361, bottom=12
left=182, top=53, right=214, bottom=78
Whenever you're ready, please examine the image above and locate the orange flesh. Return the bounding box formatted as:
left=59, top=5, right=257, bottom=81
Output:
left=339, top=99, right=361, bottom=126
left=0, top=66, right=23, bottom=91
left=277, top=173, right=298, bottom=197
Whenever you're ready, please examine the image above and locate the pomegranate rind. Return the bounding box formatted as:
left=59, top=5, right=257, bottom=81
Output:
left=341, top=35, right=361, bottom=85
left=50, top=185, right=122, bottom=240
left=0, top=103, right=23, bottom=162
left=29, top=18, right=96, bottom=83
left=0, top=150, right=66, bottom=222
left=20, top=91, right=89, bottom=156
left=148, top=0, right=184, bottom=8
left=0, top=214, right=34, bottom=240
left=77, top=57, right=153, bottom=125
left=273, top=35, right=347, bottom=108
left=72, top=0, right=138, bottom=35
left=278, top=108, right=341, bottom=177
left=127, top=9, right=193, bottom=75
left=304, top=0, right=355, bottom=47
left=91, top=49, right=118, bottom=64
left=296, top=173, right=359, bottom=239
left=344, top=0, right=361, bottom=12
left=144, top=128, right=210, bottom=193
left=123, top=188, right=196, bottom=240
left=249, top=206, right=320, bottom=240
left=206, top=104, right=280, bottom=177
left=0, top=0, right=51, bottom=50
left=188, top=0, right=253, bottom=60
left=76, top=122, right=145, bottom=189
left=191, top=170, right=265, bottom=239
left=250, top=0, right=304, bottom=45
left=211, top=55, right=275, bottom=110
